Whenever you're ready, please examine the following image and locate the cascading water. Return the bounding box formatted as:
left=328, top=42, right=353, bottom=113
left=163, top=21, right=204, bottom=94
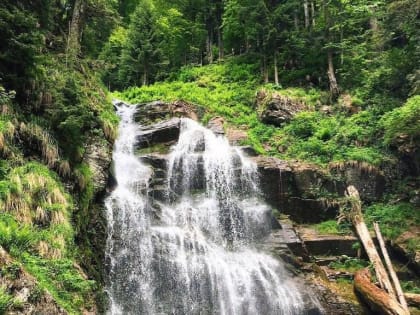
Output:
left=105, top=102, right=318, bottom=315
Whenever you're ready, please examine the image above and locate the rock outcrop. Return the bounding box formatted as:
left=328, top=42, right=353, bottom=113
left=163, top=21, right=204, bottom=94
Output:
left=257, top=89, right=308, bottom=126
left=254, top=156, right=344, bottom=223
left=136, top=118, right=181, bottom=149
left=134, top=100, right=198, bottom=125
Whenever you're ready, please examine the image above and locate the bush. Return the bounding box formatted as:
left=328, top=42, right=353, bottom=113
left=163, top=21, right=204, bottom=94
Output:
left=381, top=95, right=420, bottom=146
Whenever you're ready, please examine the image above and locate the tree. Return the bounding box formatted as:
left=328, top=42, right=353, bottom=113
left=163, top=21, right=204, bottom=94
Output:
left=119, top=0, right=163, bottom=87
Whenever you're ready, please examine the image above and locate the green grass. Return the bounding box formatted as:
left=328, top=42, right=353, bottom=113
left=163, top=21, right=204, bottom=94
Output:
left=313, top=220, right=352, bottom=235
left=365, top=202, right=420, bottom=240
left=116, top=58, right=392, bottom=167
left=0, top=286, right=14, bottom=314
left=21, top=254, right=96, bottom=314
left=329, top=256, right=369, bottom=273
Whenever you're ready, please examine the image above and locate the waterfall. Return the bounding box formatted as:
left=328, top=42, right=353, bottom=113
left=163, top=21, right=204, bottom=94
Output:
left=105, top=102, right=317, bottom=315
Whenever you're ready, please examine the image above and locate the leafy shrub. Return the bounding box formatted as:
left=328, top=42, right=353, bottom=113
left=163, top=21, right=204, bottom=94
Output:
left=365, top=202, right=419, bottom=239
left=381, top=95, right=420, bottom=146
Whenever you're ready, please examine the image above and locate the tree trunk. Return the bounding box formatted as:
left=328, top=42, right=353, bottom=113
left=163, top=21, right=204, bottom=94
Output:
left=207, top=30, right=213, bottom=64
left=67, top=0, right=85, bottom=63
left=405, top=293, right=420, bottom=308
left=311, top=0, right=316, bottom=26
left=294, top=10, right=299, bottom=31
left=304, top=0, right=310, bottom=28
left=374, top=222, right=409, bottom=311
left=143, top=66, right=148, bottom=86
left=274, top=51, right=279, bottom=85
left=263, top=54, right=269, bottom=83
left=345, top=186, right=395, bottom=296
left=217, top=25, right=224, bottom=60
left=354, top=269, right=410, bottom=315
left=327, top=50, right=340, bottom=100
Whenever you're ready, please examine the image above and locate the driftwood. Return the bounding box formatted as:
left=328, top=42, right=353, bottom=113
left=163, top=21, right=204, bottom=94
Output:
left=354, top=268, right=410, bottom=315
left=405, top=293, right=420, bottom=308
left=345, top=186, right=395, bottom=296
left=374, top=222, right=409, bottom=311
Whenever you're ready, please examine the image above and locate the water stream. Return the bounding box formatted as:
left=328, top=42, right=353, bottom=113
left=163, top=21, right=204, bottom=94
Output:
left=105, top=102, right=317, bottom=314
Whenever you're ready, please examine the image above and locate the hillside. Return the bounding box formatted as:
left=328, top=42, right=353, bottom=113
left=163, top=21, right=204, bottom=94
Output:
left=0, top=0, right=419, bottom=314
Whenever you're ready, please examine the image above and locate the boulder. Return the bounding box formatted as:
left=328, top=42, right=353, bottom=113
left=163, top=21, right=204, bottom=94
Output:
left=207, top=116, right=225, bottom=135
left=136, top=118, right=181, bottom=148
left=257, top=89, right=308, bottom=126
left=134, top=100, right=198, bottom=125
left=83, top=135, right=113, bottom=197
left=226, top=127, right=248, bottom=145
left=139, top=153, right=169, bottom=170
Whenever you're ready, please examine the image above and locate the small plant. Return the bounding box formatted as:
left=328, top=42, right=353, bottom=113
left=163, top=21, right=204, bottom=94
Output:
left=0, top=286, right=13, bottom=314
left=5, top=262, right=21, bottom=280
left=329, top=256, right=369, bottom=272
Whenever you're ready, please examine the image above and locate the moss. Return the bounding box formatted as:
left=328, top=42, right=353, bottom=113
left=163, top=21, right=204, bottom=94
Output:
left=136, top=143, right=171, bottom=155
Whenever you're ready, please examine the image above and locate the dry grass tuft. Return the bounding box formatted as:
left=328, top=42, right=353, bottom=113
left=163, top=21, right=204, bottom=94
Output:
left=103, top=120, right=118, bottom=142
left=58, top=160, right=71, bottom=178
left=329, top=160, right=381, bottom=175
left=51, top=210, right=66, bottom=225
left=35, top=206, right=50, bottom=226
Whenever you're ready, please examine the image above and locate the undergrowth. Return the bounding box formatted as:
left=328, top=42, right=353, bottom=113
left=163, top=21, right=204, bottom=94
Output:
left=116, top=58, right=393, bottom=167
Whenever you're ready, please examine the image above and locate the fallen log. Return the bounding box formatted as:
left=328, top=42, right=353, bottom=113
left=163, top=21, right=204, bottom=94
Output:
left=374, top=222, right=409, bottom=311
left=354, top=268, right=410, bottom=315
left=405, top=293, right=420, bottom=308
left=345, top=186, right=395, bottom=296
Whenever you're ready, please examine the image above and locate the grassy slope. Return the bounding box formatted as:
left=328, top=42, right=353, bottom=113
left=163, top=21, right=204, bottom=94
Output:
left=0, top=56, right=118, bottom=314
left=116, top=57, right=391, bottom=166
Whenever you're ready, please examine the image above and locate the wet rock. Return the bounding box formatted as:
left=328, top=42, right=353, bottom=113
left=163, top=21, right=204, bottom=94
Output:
left=83, top=135, right=113, bottom=196
left=296, top=226, right=359, bottom=257
left=239, top=146, right=258, bottom=157
left=135, top=100, right=198, bottom=125
left=226, top=128, right=248, bottom=145
left=207, top=116, right=225, bottom=135
left=136, top=118, right=181, bottom=148
left=256, top=89, right=308, bottom=126
left=254, top=156, right=343, bottom=223
left=310, top=281, right=364, bottom=314
left=287, top=197, right=339, bottom=223
left=139, top=153, right=169, bottom=170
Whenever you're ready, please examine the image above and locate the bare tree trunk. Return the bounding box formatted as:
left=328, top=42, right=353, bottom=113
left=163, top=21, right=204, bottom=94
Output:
left=274, top=51, right=279, bottom=85
left=67, top=0, right=85, bottom=64
left=207, top=30, right=213, bottom=64
left=327, top=50, right=340, bottom=100
left=217, top=25, right=224, bottom=60
left=345, top=186, right=395, bottom=296
left=263, top=54, right=269, bottom=83
left=304, top=0, right=310, bottom=28
left=294, top=11, right=299, bottom=31
left=354, top=269, right=410, bottom=315
left=143, top=66, right=148, bottom=86
left=374, top=222, right=409, bottom=311
left=311, top=0, right=316, bottom=26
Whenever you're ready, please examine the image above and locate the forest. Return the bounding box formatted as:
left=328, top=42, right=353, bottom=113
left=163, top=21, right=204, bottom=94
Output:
left=0, top=0, right=419, bottom=314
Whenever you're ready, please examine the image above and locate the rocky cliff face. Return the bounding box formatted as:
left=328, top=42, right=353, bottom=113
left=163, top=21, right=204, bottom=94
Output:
left=256, top=89, right=309, bottom=126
